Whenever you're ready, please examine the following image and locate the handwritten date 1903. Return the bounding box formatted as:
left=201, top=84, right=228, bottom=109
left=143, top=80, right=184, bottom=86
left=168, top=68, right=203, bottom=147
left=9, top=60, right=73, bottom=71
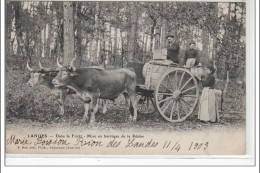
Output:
left=188, top=142, right=209, bottom=151
left=162, top=141, right=209, bottom=152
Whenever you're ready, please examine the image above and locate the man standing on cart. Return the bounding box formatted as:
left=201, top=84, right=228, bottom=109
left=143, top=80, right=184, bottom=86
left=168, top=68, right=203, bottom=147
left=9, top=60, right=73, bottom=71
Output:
left=166, top=35, right=180, bottom=64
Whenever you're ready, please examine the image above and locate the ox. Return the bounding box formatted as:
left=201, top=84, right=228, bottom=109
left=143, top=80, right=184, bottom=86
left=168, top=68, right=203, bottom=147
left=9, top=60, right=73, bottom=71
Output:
left=52, top=58, right=138, bottom=123
left=27, top=61, right=108, bottom=117
left=26, top=61, right=76, bottom=116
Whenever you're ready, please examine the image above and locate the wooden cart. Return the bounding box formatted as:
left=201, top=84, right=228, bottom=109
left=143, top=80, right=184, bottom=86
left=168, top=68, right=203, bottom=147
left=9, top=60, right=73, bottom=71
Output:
left=127, top=59, right=209, bottom=123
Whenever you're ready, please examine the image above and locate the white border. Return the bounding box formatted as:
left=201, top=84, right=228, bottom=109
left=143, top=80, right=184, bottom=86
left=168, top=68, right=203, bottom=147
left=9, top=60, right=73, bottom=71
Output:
left=1, top=0, right=258, bottom=168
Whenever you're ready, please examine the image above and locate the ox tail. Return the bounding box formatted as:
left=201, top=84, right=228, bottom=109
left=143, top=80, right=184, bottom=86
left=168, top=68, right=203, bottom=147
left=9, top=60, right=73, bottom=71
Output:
left=129, top=102, right=134, bottom=116
left=123, top=92, right=134, bottom=116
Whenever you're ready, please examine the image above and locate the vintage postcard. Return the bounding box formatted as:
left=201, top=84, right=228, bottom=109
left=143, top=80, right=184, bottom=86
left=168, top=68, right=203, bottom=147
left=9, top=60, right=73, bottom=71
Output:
left=4, top=0, right=255, bottom=164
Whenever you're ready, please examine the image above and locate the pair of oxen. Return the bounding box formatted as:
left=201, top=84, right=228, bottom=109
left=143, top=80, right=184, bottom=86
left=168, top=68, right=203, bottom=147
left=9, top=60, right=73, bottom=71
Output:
left=27, top=59, right=138, bottom=123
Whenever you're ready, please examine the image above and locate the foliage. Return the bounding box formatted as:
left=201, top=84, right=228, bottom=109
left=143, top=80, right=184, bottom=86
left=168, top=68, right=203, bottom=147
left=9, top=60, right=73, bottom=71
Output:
left=7, top=2, right=245, bottom=78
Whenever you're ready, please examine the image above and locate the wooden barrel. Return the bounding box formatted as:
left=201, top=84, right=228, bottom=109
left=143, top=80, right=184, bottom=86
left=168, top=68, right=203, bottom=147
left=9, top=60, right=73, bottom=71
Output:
left=142, top=60, right=178, bottom=90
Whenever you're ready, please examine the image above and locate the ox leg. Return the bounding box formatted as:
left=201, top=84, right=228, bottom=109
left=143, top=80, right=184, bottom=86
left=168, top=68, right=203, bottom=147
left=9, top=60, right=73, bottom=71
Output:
left=129, top=94, right=138, bottom=121
left=89, top=96, right=98, bottom=124
left=123, top=92, right=133, bottom=120
left=58, top=90, right=66, bottom=116
left=102, top=100, right=107, bottom=115
left=83, top=103, right=90, bottom=122
left=126, top=76, right=138, bottom=121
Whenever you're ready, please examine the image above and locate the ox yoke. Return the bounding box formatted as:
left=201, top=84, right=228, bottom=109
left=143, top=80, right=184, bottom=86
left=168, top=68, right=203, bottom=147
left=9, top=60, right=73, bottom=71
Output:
left=40, top=74, right=75, bottom=95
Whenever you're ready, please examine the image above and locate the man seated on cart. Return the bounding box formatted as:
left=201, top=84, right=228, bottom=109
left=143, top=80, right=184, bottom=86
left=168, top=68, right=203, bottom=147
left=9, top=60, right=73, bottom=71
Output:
left=166, top=35, right=180, bottom=64
left=183, top=40, right=200, bottom=68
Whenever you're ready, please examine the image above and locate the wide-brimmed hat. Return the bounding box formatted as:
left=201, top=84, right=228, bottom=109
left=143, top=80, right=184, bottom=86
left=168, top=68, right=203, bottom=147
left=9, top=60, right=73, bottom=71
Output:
left=166, top=35, right=175, bottom=39
left=189, top=40, right=196, bottom=45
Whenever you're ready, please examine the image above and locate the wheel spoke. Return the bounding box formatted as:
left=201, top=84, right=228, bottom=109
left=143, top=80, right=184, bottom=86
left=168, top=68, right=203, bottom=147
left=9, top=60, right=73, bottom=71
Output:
left=160, top=83, right=173, bottom=93
left=157, top=92, right=173, bottom=96
left=180, top=98, right=193, bottom=107
left=167, top=75, right=175, bottom=90
left=146, top=97, right=149, bottom=112
left=179, top=101, right=188, bottom=115
left=183, top=94, right=197, bottom=98
left=138, top=96, right=155, bottom=114
left=177, top=101, right=180, bottom=120
left=170, top=101, right=176, bottom=120
left=174, top=71, right=178, bottom=90
left=138, top=104, right=143, bottom=111
left=178, top=72, right=185, bottom=90
left=180, top=77, right=192, bottom=91
left=162, top=100, right=172, bottom=114
left=138, top=95, right=145, bottom=104
left=181, top=86, right=196, bottom=94
left=158, top=96, right=173, bottom=104
left=150, top=97, right=156, bottom=108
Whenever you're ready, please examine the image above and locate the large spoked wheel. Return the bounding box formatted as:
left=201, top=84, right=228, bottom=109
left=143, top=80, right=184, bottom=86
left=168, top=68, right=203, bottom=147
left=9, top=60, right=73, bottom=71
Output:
left=136, top=93, right=156, bottom=115
left=155, top=69, right=199, bottom=123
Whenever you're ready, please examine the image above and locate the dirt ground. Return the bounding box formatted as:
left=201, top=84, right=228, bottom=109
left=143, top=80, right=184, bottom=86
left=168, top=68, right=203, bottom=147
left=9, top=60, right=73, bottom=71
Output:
left=5, top=69, right=246, bottom=132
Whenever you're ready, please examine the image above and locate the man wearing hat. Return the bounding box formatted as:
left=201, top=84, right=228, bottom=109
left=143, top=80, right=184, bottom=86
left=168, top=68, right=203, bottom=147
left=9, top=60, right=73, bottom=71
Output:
left=183, top=40, right=199, bottom=68
left=166, top=35, right=180, bottom=64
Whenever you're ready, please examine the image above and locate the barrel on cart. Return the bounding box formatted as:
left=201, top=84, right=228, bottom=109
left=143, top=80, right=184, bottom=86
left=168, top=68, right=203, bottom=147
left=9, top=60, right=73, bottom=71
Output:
left=127, top=59, right=210, bottom=123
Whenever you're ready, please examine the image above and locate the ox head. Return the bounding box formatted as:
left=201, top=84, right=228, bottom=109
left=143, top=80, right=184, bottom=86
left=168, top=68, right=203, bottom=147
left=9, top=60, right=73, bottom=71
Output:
left=52, top=58, right=78, bottom=87
left=26, top=61, right=57, bottom=87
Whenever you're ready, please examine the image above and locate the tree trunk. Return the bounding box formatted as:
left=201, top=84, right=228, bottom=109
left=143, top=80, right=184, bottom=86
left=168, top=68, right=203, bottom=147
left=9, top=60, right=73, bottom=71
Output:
left=114, top=4, right=119, bottom=64
left=6, top=2, right=13, bottom=56
left=127, top=3, right=138, bottom=62
left=46, top=23, right=52, bottom=59
left=133, top=6, right=139, bottom=61
left=120, top=31, right=124, bottom=67
left=63, top=2, right=75, bottom=65
left=14, top=2, right=22, bottom=56
left=161, top=18, right=167, bottom=49
left=109, top=19, right=112, bottom=64
left=114, top=27, right=118, bottom=64
left=89, top=37, right=93, bottom=62
left=45, top=2, right=51, bottom=59
left=212, top=3, right=218, bottom=78
left=93, top=2, right=100, bottom=63
left=76, top=2, right=82, bottom=66
left=144, top=34, right=148, bottom=60
left=141, top=30, right=145, bottom=62
left=212, top=35, right=217, bottom=78
left=126, top=2, right=133, bottom=62
left=84, top=34, right=89, bottom=62
left=100, top=28, right=105, bottom=66
left=202, top=30, right=209, bottom=57
left=149, top=19, right=156, bottom=52
left=154, top=16, right=161, bottom=50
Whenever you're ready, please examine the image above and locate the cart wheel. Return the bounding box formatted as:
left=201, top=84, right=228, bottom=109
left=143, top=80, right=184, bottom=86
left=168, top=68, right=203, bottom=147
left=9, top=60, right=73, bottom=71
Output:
left=137, top=94, right=156, bottom=115
left=155, top=68, right=199, bottom=123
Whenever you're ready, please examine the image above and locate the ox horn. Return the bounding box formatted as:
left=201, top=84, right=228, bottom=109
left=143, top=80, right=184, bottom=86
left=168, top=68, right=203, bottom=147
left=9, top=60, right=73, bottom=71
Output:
left=38, top=60, right=44, bottom=69
left=57, top=58, right=63, bottom=68
left=69, top=57, right=77, bottom=71
left=26, top=61, right=34, bottom=71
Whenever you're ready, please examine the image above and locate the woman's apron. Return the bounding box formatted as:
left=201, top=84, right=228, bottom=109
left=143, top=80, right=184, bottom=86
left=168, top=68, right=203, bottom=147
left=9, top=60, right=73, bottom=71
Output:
left=199, top=87, right=221, bottom=122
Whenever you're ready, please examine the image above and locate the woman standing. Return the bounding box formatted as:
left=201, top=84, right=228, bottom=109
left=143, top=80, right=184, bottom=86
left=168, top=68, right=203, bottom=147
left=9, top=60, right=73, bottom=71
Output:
left=199, top=66, right=222, bottom=122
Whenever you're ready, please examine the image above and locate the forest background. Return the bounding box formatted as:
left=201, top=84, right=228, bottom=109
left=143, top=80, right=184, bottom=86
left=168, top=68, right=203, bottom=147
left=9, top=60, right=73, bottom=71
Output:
left=5, top=1, right=246, bottom=127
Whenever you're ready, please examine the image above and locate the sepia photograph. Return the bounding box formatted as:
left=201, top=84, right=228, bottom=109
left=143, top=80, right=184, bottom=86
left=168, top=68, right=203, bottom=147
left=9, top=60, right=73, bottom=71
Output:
left=3, top=0, right=255, bottom=165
